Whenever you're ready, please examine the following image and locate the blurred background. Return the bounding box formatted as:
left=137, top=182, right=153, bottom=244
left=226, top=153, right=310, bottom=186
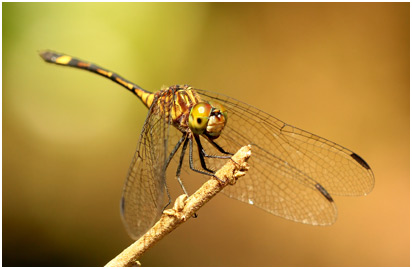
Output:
left=3, top=2, right=409, bottom=266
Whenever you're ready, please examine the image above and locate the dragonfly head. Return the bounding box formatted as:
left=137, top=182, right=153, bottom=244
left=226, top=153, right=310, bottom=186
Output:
left=188, top=101, right=227, bottom=139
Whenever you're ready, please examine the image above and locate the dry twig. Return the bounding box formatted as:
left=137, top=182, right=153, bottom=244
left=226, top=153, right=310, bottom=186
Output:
left=105, top=145, right=252, bottom=267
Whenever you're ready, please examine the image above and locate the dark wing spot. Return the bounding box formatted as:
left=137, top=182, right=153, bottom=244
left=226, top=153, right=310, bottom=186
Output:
left=351, top=153, right=371, bottom=170
left=197, top=118, right=202, bottom=124
left=315, top=183, right=334, bottom=202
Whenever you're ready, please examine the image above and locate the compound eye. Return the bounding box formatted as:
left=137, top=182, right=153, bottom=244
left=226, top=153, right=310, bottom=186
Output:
left=189, top=102, right=212, bottom=134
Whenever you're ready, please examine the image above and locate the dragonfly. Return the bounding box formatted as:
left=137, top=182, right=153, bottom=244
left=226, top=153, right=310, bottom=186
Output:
left=39, top=51, right=374, bottom=240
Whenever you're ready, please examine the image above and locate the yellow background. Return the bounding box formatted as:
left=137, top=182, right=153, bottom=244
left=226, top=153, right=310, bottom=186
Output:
left=3, top=3, right=409, bottom=266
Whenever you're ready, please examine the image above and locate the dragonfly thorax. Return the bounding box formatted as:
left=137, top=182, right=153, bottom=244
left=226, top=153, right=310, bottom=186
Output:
left=188, top=101, right=227, bottom=139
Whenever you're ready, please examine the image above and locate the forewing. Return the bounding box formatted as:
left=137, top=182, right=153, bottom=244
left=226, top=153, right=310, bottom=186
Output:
left=196, top=89, right=374, bottom=225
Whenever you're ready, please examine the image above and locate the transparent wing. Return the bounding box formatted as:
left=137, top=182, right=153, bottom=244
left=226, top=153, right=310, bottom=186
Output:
left=195, top=89, right=374, bottom=225
left=120, top=92, right=173, bottom=240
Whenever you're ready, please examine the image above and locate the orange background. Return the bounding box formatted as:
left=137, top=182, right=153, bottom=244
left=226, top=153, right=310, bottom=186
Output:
left=3, top=3, right=409, bottom=266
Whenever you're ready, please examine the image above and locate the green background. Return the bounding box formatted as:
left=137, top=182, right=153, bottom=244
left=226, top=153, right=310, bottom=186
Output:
left=3, top=3, right=409, bottom=266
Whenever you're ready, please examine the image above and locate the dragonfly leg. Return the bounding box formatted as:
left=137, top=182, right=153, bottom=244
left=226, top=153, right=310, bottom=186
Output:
left=194, top=135, right=231, bottom=161
left=165, top=134, right=186, bottom=169
left=197, top=135, right=233, bottom=162
left=193, top=135, right=215, bottom=173
left=161, top=134, right=186, bottom=212
left=198, top=135, right=242, bottom=168
left=202, top=136, right=242, bottom=166
left=175, top=136, right=197, bottom=218
left=189, top=135, right=225, bottom=184
left=162, top=184, right=172, bottom=212
left=175, top=137, right=191, bottom=196
left=204, top=137, right=234, bottom=157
